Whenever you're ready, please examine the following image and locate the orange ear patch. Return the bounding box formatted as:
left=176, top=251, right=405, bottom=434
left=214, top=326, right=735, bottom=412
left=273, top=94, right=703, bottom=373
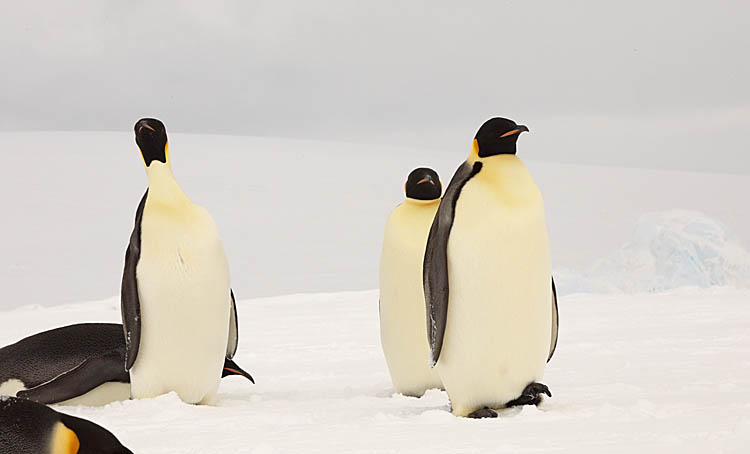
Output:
left=50, top=423, right=80, bottom=454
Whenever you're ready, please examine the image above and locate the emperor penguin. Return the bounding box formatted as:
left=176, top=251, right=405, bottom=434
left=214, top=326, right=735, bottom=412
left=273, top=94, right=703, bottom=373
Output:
left=0, top=324, right=254, bottom=406
left=423, top=117, right=559, bottom=418
left=379, top=168, right=444, bottom=397
left=121, top=118, right=240, bottom=405
left=0, top=396, right=132, bottom=454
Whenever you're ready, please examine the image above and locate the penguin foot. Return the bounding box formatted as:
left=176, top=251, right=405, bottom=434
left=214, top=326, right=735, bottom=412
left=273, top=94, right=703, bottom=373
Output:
left=506, top=382, right=552, bottom=408
left=467, top=407, right=498, bottom=419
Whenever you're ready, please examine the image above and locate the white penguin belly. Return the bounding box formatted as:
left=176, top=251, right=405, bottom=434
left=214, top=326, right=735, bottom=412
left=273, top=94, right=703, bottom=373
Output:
left=436, top=157, right=552, bottom=416
left=57, top=382, right=131, bottom=407
left=380, top=201, right=443, bottom=396
left=130, top=202, right=230, bottom=405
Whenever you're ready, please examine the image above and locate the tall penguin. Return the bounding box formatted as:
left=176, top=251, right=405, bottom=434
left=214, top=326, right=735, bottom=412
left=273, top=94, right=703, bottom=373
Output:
left=423, top=118, right=559, bottom=418
left=379, top=168, right=444, bottom=397
left=122, top=118, right=240, bottom=405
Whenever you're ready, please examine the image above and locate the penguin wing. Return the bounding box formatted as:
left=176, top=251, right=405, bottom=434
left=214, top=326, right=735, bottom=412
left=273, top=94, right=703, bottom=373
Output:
left=16, top=351, right=129, bottom=405
left=121, top=190, right=148, bottom=370
left=423, top=160, right=483, bottom=366
left=548, top=277, right=559, bottom=362
left=226, top=289, right=239, bottom=359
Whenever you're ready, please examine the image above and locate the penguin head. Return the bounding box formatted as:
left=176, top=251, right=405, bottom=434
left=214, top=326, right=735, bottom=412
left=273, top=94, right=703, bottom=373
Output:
left=58, top=413, right=133, bottom=454
left=134, top=118, right=168, bottom=167
left=473, top=117, right=529, bottom=158
left=405, top=168, right=442, bottom=201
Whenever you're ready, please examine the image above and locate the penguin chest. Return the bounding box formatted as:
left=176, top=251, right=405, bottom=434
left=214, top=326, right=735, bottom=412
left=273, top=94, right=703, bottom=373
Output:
left=132, top=202, right=230, bottom=399
left=438, top=160, right=552, bottom=413
left=379, top=202, right=443, bottom=395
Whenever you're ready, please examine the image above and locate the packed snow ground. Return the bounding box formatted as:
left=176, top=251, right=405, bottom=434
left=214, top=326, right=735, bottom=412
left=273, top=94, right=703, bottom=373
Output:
left=1, top=132, right=749, bottom=309
left=1, top=288, right=749, bottom=453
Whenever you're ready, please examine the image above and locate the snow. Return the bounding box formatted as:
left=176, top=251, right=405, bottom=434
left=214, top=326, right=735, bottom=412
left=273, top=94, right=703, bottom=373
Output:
left=1, top=288, right=749, bottom=453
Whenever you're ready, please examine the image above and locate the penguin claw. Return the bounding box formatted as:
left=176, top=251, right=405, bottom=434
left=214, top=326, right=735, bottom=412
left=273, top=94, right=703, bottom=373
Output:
left=505, top=382, right=551, bottom=407
left=467, top=407, right=498, bottom=419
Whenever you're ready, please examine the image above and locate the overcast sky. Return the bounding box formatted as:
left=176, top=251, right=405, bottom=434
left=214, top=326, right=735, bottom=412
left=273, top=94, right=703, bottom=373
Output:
left=1, top=1, right=748, bottom=172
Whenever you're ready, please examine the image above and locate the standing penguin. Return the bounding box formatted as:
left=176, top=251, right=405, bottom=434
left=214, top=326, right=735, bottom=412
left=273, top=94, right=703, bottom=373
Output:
left=379, top=168, right=444, bottom=397
left=122, top=118, right=240, bottom=405
left=423, top=118, right=559, bottom=418
left=0, top=396, right=132, bottom=454
left=0, top=323, right=254, bottom=406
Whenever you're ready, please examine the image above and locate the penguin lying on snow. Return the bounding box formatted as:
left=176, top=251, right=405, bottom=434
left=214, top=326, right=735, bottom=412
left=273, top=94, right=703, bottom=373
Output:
left=423, top=118, right=559, bottom=418
left=122, top=118, right=240, bottom=404
left=0, top=396, right=132, bottom=454
left=380, top=168, right=444, bottom=396
left=0, top=323, right=254, bottom=406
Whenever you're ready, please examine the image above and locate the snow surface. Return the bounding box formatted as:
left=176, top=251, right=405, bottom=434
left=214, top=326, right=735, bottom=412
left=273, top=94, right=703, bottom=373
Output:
left=1, top=132, right=749, bottom=309
left=1, top=289, right=749, bottom=453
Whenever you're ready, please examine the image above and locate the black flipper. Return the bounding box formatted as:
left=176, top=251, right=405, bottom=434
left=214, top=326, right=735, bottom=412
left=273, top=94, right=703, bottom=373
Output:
left=227, top=289, right=239, bottom=359
left=548, top=277, right=559, bottom=362
left=423, top=160, right=483, bottom=366
left=121, top=190, right=148, bottom=371
left=17, top=351, right=129, bottom=405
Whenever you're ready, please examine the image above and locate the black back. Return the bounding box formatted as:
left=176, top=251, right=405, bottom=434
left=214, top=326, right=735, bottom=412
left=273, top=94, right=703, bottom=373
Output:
left=0, top=323, right=126, bottom=389
left=121, top=190, right=148, bottom=370
left=0, top=397, right=132, bottom=454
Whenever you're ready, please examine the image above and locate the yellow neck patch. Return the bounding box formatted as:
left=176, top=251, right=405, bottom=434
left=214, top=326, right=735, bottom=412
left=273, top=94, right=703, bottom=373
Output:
left=468, top=138, right=480, bottom=162
left=51, top=422, right=80, bottom=454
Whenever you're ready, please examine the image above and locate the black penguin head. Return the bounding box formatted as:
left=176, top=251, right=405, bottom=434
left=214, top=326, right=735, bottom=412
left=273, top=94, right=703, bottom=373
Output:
left=134, top=118, right=168, bottom=167
left=405, top=168, right=442, bottom=201
left=473, top=117, right=529, bottom=158
left=58, top=413, right=133, bottom=454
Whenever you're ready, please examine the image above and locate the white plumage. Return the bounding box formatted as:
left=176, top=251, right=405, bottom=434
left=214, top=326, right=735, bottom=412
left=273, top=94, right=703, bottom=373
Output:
left=380, top=198, right=443, bottom=396
left=129, top=162, right=231, bottom=405
left=436, top=154, right=552, bottom=417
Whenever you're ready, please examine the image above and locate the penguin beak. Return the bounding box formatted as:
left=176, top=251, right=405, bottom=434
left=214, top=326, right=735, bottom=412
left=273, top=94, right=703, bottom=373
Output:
left=417, top=175, right=436, bottom=185
left=500, top=125, right=530, bottom=138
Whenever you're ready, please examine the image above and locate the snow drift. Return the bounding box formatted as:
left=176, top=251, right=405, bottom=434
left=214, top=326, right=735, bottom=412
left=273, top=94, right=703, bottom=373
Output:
left=559, top=210, right=750, bottom=294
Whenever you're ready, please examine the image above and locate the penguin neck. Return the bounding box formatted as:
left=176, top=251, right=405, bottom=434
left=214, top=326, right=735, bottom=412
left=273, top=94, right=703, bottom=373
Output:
left=404, top=198, right=440, bottom=207
left=145, top=163, right=190, bottom=204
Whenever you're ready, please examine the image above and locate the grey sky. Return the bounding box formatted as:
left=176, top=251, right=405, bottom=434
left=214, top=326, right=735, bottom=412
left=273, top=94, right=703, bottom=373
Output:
left=1, top=0, right=748, bottom=173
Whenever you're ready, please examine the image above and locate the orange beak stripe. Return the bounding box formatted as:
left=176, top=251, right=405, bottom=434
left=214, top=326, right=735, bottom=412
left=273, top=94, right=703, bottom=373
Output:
left=224, top=367, right=245, bottom=375
left=417, top=178, right=431, bottom=185
left=500, top=128, right=521, bottom=138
